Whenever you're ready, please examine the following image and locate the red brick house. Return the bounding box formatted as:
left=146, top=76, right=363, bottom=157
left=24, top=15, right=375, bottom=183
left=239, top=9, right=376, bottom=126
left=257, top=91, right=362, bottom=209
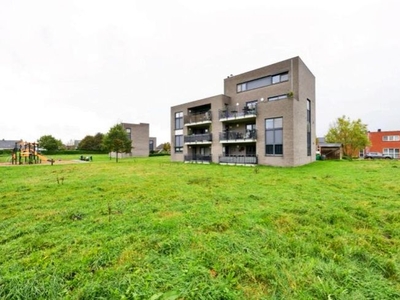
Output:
left=365, top=130, right=400, bottom=159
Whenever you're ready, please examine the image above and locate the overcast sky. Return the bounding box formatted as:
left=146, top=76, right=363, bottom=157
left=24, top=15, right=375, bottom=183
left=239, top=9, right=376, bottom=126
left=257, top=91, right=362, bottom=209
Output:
left=1, top=0, right=399, bottom=145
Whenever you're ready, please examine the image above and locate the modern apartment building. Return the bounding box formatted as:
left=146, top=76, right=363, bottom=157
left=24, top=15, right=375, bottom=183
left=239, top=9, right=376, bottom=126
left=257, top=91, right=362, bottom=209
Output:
left=170, top=56, right=316, bottom=167
left=365, top=129, right=400, bottom=158
left=117, top=122, right=156, bottom=157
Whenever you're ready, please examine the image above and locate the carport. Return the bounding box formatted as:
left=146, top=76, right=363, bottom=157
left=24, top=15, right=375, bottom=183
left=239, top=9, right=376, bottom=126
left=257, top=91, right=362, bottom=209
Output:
left=319, top=143, right=342, bottom=159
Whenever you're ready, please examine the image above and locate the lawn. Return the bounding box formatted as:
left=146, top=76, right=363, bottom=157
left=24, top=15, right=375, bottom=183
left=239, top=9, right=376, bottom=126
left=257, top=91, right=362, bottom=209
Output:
left=0, top=156, right=399, bottom=299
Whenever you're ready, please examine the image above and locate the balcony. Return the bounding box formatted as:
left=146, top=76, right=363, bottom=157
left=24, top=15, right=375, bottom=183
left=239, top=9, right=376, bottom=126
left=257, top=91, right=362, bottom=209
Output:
left=219, top=105, right=257, bottom=121
left=219, top=155, right=258, bottom=165
left=184, top=133, right=213, bottom=144
left=184, top=111, right=212, bottom=125
left=219, top=130, right=257, bottom=143
left=184, top=154, right=212, bottom=163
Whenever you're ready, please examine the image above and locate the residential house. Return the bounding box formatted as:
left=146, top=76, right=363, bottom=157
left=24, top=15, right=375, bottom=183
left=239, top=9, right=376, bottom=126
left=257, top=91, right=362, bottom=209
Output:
left=170, top=56, right=316, bottom=167
left=366, top=129, right=400, bottom=158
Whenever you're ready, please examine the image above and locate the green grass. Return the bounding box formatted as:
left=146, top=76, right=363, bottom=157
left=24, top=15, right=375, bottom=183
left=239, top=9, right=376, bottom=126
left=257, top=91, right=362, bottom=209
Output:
left=0, top=156, right=399, bottom=299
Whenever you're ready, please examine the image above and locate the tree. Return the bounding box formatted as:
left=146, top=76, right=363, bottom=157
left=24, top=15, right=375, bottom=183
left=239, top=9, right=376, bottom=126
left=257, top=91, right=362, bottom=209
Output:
left=37, top=135, right=62, bottom=151
left=102, top=124, right=132, bottom=162
left=325, top=115, right=370, bottom=158
left=78, top=135, right=95, bottom=151
left=78, top=133, right=104, bottom=151
left=163, top=142, right=171, bottom=153
left=93, top=133, right=104, bottom=151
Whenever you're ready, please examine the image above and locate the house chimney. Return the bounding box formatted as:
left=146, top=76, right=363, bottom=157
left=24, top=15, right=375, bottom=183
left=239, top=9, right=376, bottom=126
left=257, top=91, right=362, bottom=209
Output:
left=378, top=129, right=381, bottom=132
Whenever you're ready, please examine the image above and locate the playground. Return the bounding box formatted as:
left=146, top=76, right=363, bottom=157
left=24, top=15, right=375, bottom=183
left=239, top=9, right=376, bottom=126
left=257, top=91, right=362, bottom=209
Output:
left=9, top=141, right=54, bottom=165
left=0, top=141, right=91, bottom=166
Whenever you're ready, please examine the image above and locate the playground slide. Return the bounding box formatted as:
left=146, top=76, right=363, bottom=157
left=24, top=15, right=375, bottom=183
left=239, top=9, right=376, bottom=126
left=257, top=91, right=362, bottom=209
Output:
left=37, top=153, right=53, bottom=163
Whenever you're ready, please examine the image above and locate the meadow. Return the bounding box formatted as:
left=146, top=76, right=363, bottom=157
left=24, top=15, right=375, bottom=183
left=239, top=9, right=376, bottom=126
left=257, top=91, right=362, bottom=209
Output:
left=0, top=155, right=399, bottom=299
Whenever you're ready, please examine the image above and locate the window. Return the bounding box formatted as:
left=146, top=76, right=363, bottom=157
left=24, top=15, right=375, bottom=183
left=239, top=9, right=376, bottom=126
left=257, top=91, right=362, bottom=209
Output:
left=175, top=112, right=183, bottom=129
left=268, top=94, right=288, bottom=101
left=246, top=100, right=258, bottom=109
left=265, top=117, right=283, bottom=155
left=237, top=72, right=289, bottom=92
left=383, top=148, right=399, bottom=158
left=246, top=123, right=256, bottom=139
left=307, top=99, right=311, bottom=156
left=383, top=135, right=400, bottom=141
left=149, top=140, right=154, bottom=151
left=174, top=135, right=183, bottom=153
left=126, top=128, right=131, bottom=140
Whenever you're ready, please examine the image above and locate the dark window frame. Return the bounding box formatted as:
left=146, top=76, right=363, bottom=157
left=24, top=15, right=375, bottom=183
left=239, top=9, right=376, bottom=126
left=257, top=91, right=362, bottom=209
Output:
left=268, top=94, right=288, bottom=101
left=237, top=72, right=289, bottom=93
left=265, top=117, right=283, bottom=156
left=174, top=135, right=183, bottom=153
left=175, top=112, right=183, bottom=130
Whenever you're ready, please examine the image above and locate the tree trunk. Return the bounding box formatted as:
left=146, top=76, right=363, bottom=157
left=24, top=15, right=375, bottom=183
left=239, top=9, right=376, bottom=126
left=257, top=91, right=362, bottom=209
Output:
left=116, top=151, right=119, bottom=163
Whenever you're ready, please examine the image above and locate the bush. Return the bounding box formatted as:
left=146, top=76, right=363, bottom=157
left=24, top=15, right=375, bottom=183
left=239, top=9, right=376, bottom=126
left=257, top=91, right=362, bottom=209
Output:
left=149, top=152, right=170, bottom=157
left=0, top=150, right=12, bottom=156
left=42, top=150, right=108, bottom=155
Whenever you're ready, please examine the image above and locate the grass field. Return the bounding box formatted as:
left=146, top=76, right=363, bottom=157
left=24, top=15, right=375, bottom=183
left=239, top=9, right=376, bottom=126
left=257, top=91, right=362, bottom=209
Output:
left=0, top=155, right=399, bottom=299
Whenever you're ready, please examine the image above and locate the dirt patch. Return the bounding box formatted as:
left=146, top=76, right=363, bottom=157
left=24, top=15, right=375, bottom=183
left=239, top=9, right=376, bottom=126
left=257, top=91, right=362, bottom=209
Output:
left=0, top=160, right=89, bottom=167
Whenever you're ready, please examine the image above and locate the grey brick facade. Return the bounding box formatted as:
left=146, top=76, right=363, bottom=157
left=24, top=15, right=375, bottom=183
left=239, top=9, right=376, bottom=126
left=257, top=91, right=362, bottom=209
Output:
left=170, top=57, right=316, bottom=167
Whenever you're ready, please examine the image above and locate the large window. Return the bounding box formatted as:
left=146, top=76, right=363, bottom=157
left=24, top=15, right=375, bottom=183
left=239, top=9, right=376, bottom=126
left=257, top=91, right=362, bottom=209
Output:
left=383, top=135, right=400, bottom=141
left=307, top=99, right=311, bottom=156
left=175, top=112, right=183, bottom=129
left=265, top=117, right=283, bottom=155
left=174, top=135, right=183, bottom=153
left=237, top=72, right=289, bottom=93
left=383, top=148, right=399, bottom=158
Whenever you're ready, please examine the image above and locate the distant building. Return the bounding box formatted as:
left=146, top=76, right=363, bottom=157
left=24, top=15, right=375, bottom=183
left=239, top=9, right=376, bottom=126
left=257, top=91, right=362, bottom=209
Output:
left=0, top=139, right=22, bottom=150
left=74, top=140, right=81, bottom=149
left=170, top=56, right=316, bottom=167
left=110, top=122, right=155, bottom=158
left=366, top=129, right=400, bottom=158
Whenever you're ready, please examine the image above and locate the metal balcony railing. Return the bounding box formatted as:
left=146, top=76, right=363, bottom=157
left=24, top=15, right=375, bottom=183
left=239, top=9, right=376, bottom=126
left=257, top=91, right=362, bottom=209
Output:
left=219, top=105, right=257, bottom=120
left=184, top=154, right=212, bottom=163
left=219, top=130, right=257, bottom=141
left=184, top=133, right=212, bottom=143
left=218, top=155, right=258, bottom=165
left=184, top=111, right=212, bottom=124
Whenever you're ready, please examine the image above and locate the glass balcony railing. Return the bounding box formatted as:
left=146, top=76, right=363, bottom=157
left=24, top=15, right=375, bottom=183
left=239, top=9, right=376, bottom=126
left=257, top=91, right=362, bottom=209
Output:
left=218, top=155, right=258, bottom=165
left=184, top=133, right=212, bottom=143
left=219, top=106, right=257, bottom=120
left=219, top=130, right=257, bottom=141
left=184, top=111, right=212, bottom=124
left=184, top=154, right=212, bottom=163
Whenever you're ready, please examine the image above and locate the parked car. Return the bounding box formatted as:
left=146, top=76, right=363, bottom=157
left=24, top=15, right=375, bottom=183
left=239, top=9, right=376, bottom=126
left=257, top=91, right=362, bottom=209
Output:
left=364, top=152, right=392, bottom=159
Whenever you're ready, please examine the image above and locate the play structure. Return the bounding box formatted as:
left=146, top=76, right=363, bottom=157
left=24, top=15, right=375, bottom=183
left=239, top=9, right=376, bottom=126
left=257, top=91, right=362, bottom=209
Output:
left=11, top=141, right=54, bottom=165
